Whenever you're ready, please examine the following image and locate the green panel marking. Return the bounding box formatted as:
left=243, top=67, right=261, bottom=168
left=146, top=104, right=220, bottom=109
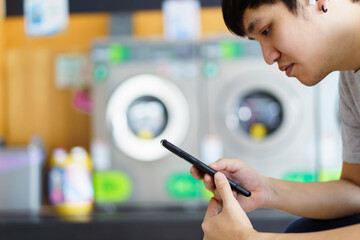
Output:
left=93, top=64, right=109, bottom=83
left=167, top=172, right=205, bottom=199
left=93, top=170, right=133, bottom=203
left=319, top=169, right=341, bottom=182
left=282, top=171, right=317, bottom=182
left=109, top=44, right=131, bottom=63
left=220, top=41, right=244, bottom=59
left=202, top=61, right=220, bottom=79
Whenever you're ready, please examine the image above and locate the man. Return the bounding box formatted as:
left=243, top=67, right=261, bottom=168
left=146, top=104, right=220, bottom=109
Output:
left=190, top=0, right=360, bottom=239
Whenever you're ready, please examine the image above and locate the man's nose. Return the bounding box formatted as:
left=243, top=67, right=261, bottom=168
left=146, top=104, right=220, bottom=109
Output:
left=260, top=41, right=280, bottom=65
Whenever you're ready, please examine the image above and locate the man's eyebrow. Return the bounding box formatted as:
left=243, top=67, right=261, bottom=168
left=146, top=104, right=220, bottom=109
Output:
left=246, top=18, right=262, bottom=35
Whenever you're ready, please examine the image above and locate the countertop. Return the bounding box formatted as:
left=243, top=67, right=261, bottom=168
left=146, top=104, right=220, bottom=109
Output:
left=0, top=207, right=297, bottom=240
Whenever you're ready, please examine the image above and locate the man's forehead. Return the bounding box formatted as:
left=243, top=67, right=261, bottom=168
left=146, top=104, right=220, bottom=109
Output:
left=243, top=3, right=278, bottom=36
left=242, top=6, right=264, bottom=35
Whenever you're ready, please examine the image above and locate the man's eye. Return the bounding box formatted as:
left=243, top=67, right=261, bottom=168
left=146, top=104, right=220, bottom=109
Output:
left=261, top=26, right=270, bottom=36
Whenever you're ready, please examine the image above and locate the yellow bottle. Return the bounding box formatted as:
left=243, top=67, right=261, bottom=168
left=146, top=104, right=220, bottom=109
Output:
left=48, top=147, right=94, bottom=219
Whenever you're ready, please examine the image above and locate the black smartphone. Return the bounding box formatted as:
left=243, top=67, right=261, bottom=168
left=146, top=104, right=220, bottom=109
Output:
left=160, top=139, right=251, bottom=197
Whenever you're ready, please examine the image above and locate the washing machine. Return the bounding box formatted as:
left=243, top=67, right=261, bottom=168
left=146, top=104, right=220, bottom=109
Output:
left=316, top=71, right=342, bottom=181
left=91, top=39, right=207, bottom=208
left=200, top=38, right=318, bottom=181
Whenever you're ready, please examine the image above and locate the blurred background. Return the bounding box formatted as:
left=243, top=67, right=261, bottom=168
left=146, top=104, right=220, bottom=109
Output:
left=0, top=0, right=343, bottom=239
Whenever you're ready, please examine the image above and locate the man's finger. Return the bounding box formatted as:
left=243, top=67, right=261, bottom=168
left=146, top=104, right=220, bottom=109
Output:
left=190, top=166, right=204, bottom=180
left=204, top=197, right=219, bottom=221
left=204, top=174, right=216, bottom=192
left=214, top=172, right=237, bottom=207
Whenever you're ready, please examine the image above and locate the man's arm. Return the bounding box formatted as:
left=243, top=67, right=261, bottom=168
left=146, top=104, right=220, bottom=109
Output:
left=266, top=162, right=360, bottom=219
left=201, top=172, right=360, bottom=240
left=257, top=224, right=360, bottom=240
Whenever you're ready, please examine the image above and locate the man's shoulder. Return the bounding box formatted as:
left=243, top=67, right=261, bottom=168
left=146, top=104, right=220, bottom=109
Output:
left=340, top=70, right=360, bottom=81
left=339, top=70, right=360, bottom=94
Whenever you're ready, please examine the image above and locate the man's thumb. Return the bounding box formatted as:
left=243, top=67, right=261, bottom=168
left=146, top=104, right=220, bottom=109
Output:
left=214, top=172, right=236, bottom=206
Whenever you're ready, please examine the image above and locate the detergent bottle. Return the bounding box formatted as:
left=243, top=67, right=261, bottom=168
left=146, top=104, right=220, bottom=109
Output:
left=48, top=147, right=94, bottom=217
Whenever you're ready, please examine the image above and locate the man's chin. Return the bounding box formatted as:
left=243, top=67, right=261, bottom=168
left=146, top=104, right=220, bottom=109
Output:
left=296, top=73, right=325, bottom=87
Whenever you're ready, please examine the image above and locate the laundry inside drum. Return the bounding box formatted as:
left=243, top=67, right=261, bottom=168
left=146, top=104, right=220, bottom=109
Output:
left=228, top=91, right=283, bottom=140
left=126, top=96, right=169, bottom=139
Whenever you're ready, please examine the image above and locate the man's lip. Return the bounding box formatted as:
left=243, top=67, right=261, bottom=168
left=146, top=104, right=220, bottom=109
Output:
left=279, top=64, right=294, bottom=72
left=285, top=64, right=294, bottom=77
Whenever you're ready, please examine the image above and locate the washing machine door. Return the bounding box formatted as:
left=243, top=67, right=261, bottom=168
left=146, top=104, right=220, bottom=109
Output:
left=106, top=74, right=190, bottom=161
left=234, top=91, right=283, bottom=139
left=217, top=67, right=303, bottom=156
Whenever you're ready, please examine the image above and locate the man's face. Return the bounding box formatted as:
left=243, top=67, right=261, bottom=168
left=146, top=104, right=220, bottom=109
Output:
left=243, top=2, right=330, bottom=86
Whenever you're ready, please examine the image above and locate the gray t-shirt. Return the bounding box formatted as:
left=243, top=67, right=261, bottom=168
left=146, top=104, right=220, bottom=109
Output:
left=339, top=70, right=360, bottom=164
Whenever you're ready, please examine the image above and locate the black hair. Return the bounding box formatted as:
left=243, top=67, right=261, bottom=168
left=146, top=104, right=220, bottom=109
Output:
left=222, top=0, right=360, bottom=37
left=222, top=0, right=298, bottom=37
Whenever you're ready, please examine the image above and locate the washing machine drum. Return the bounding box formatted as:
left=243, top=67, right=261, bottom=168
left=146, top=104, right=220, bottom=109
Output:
left=126, top=96, right=169, bottom=139
left=235, top=91, right=283, bottom=140
left=106, top=74, right=190, bottom=162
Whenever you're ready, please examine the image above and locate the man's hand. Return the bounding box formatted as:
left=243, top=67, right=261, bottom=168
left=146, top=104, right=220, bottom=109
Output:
left=202, top=172, right=258, bottom=240
left=190, top=158, right=273, bottom=213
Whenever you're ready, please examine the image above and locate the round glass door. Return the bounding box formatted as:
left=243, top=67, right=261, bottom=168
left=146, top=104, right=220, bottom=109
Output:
left=106, top=74, right=190, bottom=162
left=227, top=91, right=283, bottom=140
